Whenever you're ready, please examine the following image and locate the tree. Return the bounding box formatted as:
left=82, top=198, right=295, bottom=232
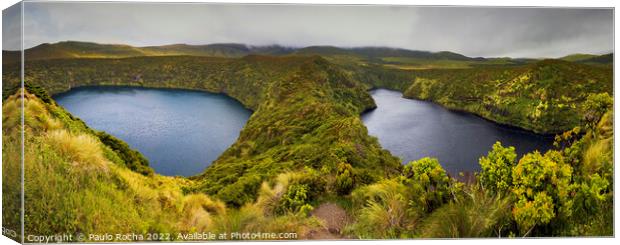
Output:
left=511, top=151, right=573, bottom=235
left=478, top=142, right=517, bottom=194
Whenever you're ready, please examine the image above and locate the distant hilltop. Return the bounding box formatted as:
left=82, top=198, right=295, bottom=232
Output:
left=2, top=40, right=612, bottom=66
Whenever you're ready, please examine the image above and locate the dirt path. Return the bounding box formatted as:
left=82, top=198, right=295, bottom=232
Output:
left=307, top=202, right=350, bottom=239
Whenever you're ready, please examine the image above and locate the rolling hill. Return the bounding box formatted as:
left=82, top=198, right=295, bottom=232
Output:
left=560, top=53, right=613, bottom=66
left=0, top=40, right=575, bottom=68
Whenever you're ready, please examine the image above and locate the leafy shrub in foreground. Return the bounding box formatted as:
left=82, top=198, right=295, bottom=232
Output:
left=400, top=157, right=451, bottom=212
left=478, top=142, right=517, bottom=194
left=511, top=150, right=573, bottom=235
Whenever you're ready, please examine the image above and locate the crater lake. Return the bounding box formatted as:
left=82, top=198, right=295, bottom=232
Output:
left=361, top=89, right=554, bottom=174
left=54, top=86, right=252, bottom=176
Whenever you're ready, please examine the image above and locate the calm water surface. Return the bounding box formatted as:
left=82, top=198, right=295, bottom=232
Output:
left=54, top=86, right=252, bottom=176
left=361, top=89, right=554, bottom=174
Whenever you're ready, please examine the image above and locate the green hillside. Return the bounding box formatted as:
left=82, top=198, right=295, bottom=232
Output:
left=3, top=53, right=612, bottom=135
left=5, top=41, right=611, bottom=72
left=2, top=50, right=614, bottom=239
left=3, top=41, right=147, bottom=62
left=579, top=53, right=613, bottom=65
left=3, top=55, right=402, bottom=206
left=0, top=41, right=527, bottom=68
left=399, top=60, right=612, bottom=134
left=3, top=41, right=292, bottom=63
left=559, top=53, right=598, bottom=62
left=3, top=88, right=325, bottom=241
left=560, top=53, right=613, bottom=66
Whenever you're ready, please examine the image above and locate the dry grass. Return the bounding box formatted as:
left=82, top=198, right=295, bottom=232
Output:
left=582, top=111, right=613, bottom=175
left=179, top=194, right=225, bottom=232
left=2, top=92, right=22, bottom=131
left=46, top=129, right=109, bottom=172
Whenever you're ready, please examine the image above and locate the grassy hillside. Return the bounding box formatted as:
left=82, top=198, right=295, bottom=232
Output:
left=3, top=55, right=402, bottom=208
left=398, top=60, right=612, bottom=134
left=3, top=89, right=325, bottom=242
left=560, top=53, right=613, bottom=64
left=3, top=41, right=146, bottom=63
left=343, top=94, right=613, bottom=238
left=2, top=41, right=530, bottom=69
left=559, top=53, right=598, bottom=62
left=2, top=41, right=297, bottom=63
left=578, top=53, right=613, bottom=66
left=2, top=49, right=613, bottom=239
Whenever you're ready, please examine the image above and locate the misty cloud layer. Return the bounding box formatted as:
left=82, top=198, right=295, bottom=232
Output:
left=3, top=2, right=614, bottom=58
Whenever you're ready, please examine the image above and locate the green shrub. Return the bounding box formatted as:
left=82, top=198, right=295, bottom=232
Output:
left=400, top=157, right=451, bottom=212
left=96, top=131, right=153, bottom=175
left=511, top=150, right=573, bottom=235
left=277, top=183, right=312, bottom=215
left=478, top=142, right=517, bottom=194
left=335, top=162, right=355, bottom=195
left=583, top=92, right=613, bottom=129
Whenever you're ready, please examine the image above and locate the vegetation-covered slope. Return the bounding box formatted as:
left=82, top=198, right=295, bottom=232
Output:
left=191, top=58, right=400, bottom=206
left=3, top=89, right=325, bottom=242
left=2, top=47, right=613, bottom=239
left=2, top=41, right=298, bottom=63
left=3, top=40, right=532, bottom=68
left=560, top=53, right=613, bottom=64
left=344, top=94, right=613, bottom=238
left=3, top=55, right=401, bottom=207
left=399, top=60, right=612, bottom=134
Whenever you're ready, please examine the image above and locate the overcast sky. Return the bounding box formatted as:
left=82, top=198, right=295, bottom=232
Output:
left=2, top=2, right=614, bottom=58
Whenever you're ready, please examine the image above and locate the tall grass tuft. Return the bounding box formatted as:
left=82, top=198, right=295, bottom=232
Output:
left=46, top=130, right=109, bottom=172
left=347, top=179, right=418, bottom=238
left=420, top=186, right=512, bottom=238
left=179, top=194, right=227, bottom=232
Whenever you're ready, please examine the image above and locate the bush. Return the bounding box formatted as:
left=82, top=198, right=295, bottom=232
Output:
left=216, top=174, right=262, bottom=207
left=583, top=92, right=613, bottom=129
left=511, top=150, right=573, bottom=235
left=96, top=131, right=153, bottom=175
left=478, top=142, right=517, bottom=194
left=400, top=157, right=451, bottom=212
left=335, top=162, right=355, bottom=195
left=277, top=183, right=312, bottom=215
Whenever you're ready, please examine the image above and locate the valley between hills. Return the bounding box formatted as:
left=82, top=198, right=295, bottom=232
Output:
left=2, top=41, right=614, bottom=239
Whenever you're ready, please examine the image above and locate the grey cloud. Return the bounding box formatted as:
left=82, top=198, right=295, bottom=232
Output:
left=3, top=2, right=22, bottom=51
left=11, top=2, right=615, bottom=57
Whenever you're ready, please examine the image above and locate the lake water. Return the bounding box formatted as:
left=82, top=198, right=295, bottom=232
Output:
left=54, top=86, right=252, bottom=176
left=361, top=89, right=554, bottom=174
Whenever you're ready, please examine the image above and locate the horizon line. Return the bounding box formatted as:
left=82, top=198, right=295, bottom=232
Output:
left=4, top=40, right=614, bottom=60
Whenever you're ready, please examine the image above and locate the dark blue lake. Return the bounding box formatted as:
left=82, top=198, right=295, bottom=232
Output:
left=362, top=89, right=554, bottom=174
left=54, top=86, right=252, bottom=176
